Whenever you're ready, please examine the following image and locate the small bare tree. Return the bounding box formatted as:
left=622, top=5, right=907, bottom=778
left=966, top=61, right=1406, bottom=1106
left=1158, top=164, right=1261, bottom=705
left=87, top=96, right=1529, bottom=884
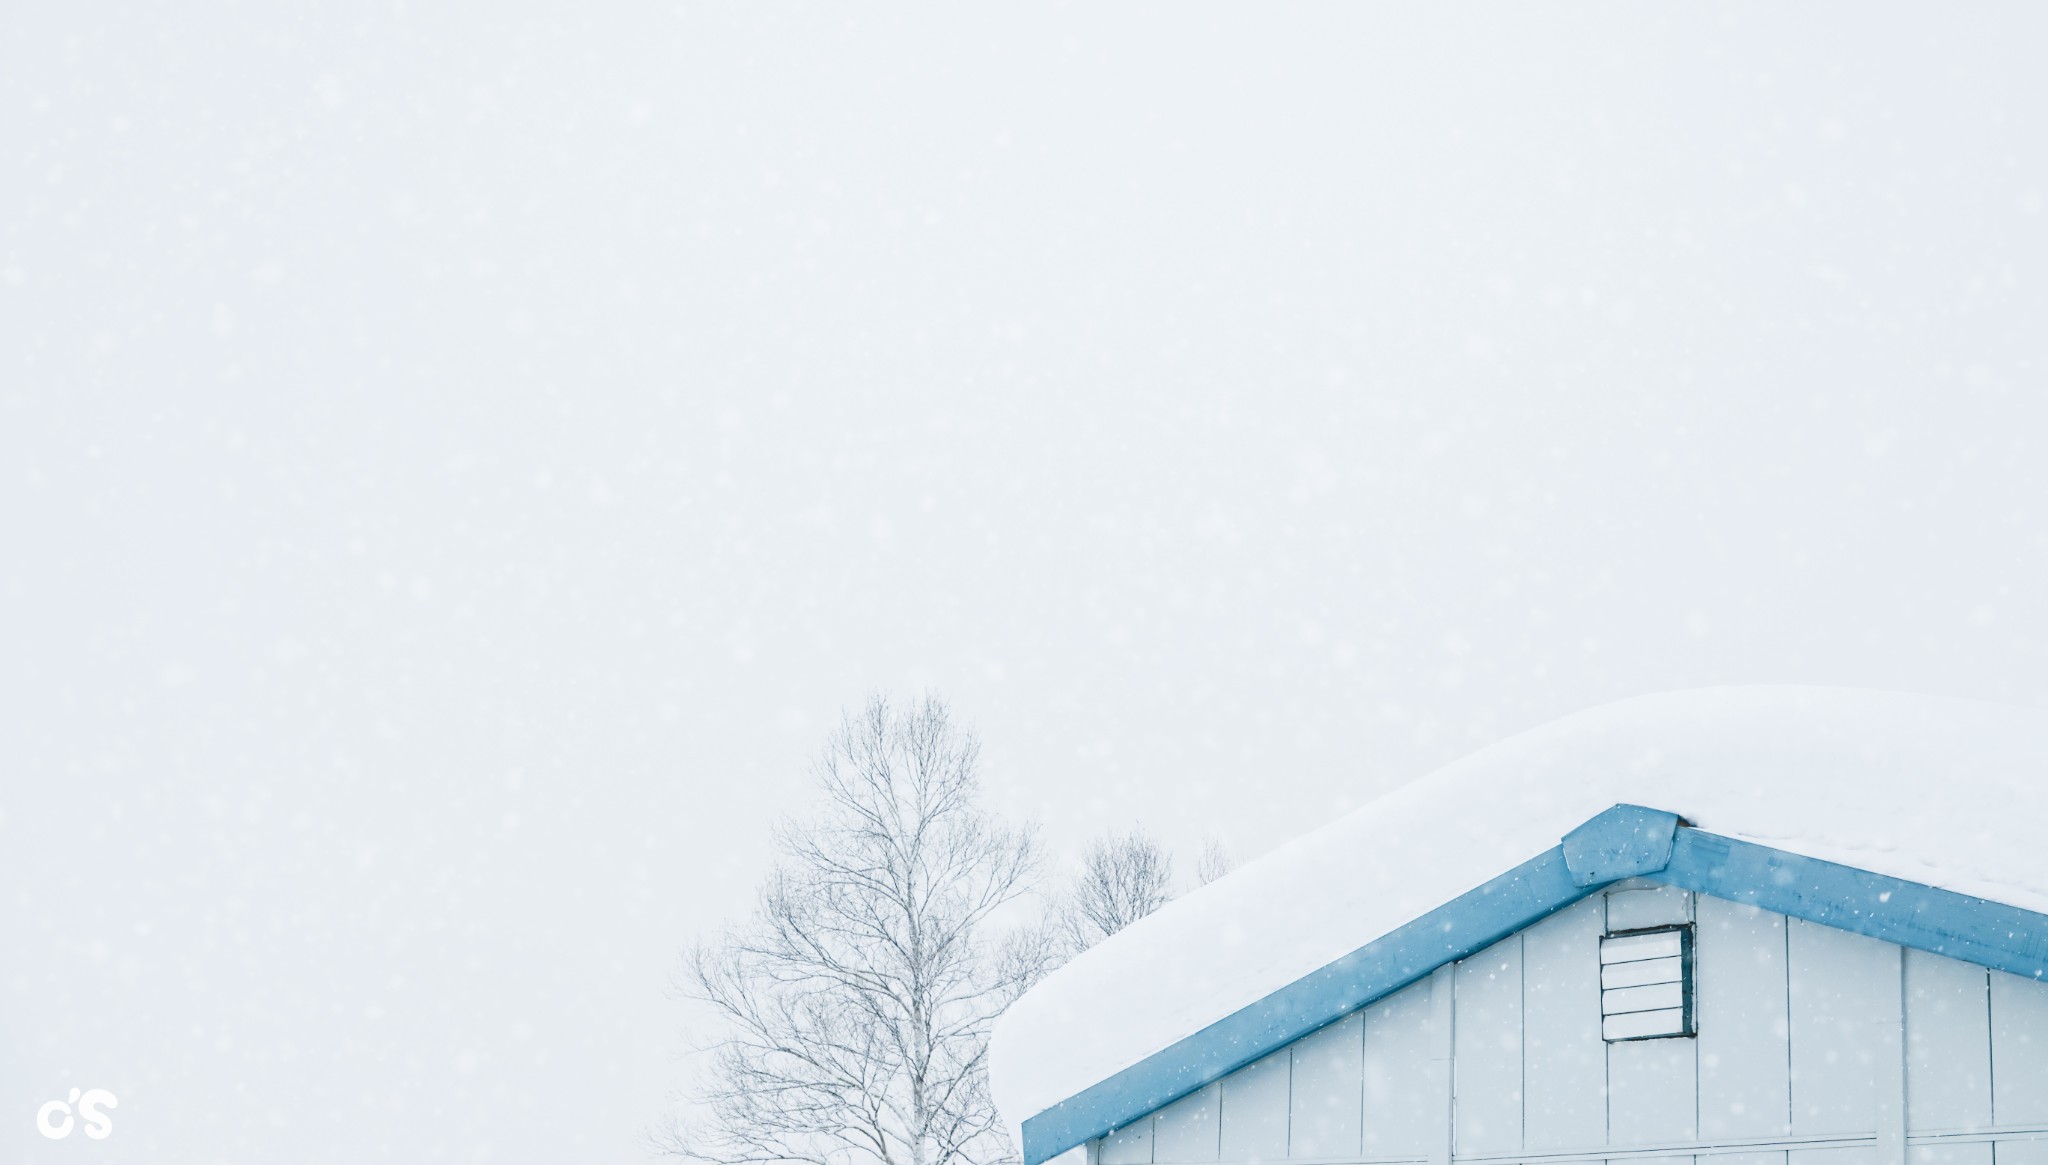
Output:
left=663, top=696, right=1037, bottom=1165
left=1194, top=836, right=1234, bottom=887
left=1054, top=828, right=1175, bottom=955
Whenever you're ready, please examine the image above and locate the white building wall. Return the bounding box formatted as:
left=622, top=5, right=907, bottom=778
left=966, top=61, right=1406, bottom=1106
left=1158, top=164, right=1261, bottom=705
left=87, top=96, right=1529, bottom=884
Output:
left=1093, top=883, right=2048, bottom=1165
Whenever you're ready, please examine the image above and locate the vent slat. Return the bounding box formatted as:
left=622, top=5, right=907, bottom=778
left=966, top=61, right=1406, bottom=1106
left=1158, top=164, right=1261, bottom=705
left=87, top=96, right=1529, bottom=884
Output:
left=1601, top=955, right=1684, bottom=990
left=1598, top=930, right=1682, bottom=964
left=1603, top=1007, right=1689, bottom=1041
left=1602, top=981, right=1685, bottom=1015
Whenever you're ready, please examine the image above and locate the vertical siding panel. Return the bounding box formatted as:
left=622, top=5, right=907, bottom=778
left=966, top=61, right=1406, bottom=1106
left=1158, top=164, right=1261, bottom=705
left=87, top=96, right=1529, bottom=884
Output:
left=1101, top=1122, right=1154, bottom=1165
left=1288, top=1013, right=1362, bottom=1158
left=1789, top=919, right=1893, bottom=1138
left=1607, top=1036, right=1697, bottom=1146
left=1875, top=946, right=1905, bottom=1165
left=1155, top=1083, right=1222, bottom=1163
left=1991, top=971, right=2048, bottom=1125
left=1698, top=896, right=1792, bottom=1140
left=1427, top=965, right=1455, bottom=1165
left=1904, top=950, right=1991, bottom=1133
left=1363, top=976, right=1437, bottom=1159
left=1454, top=934, right=1524, bottom=1157
left=1522, top=896, right=1607, bottom=1152
left=1220, top=1049, right=1291, bottom=1162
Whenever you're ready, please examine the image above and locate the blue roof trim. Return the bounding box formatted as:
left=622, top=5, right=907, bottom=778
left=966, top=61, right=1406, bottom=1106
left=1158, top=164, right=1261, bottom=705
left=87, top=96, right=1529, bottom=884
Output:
left=1016, top=804, right=2048, bottom=1165
left=1646, top=825, right=2048, bottom=982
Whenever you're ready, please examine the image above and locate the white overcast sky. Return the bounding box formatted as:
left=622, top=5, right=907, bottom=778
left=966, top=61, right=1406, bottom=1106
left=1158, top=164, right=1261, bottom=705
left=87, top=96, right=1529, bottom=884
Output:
left=5, top=4, right=2048, bottom=1162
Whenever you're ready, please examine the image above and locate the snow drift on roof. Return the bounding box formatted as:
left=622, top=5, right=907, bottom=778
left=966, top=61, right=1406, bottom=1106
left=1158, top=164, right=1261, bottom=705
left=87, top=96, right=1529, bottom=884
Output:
left=991, top=686, right=2048, bottom=1138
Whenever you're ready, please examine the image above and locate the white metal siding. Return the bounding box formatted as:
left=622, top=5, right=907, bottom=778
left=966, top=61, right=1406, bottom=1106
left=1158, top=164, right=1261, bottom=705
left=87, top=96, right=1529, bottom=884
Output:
left=1220, top=1049, right=1290, bottom=1161
left=1789, top=917, right=1893, bottom=1141
left=1289, top=1012, right=1362, bottom=1158
left=1698, top=895, right=1791, bottom=1140
left=1522, top=898, right=1606, bottom=1152
left=1153, top=1082, right=1220, bottom=1163
left=1906, top=949, right=1991, bottom=1132
left=1991, top=968, right=2048, bottom=1125
left=1360, top=976, right=1434, bottom=1158
left=1452, top=935, right=1521, bottom=1156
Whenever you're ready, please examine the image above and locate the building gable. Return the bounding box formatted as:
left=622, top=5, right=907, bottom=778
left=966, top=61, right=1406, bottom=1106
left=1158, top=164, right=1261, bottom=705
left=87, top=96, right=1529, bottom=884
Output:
left=1019, top=805, right=2048, bottom=1165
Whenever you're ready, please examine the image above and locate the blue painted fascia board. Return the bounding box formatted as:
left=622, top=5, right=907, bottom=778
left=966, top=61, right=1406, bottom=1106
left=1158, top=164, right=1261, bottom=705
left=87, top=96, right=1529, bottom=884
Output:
left=1017, top=803, right=2048, bottom=1165
left=1018, top=844, right=1598, bottom=1165
left=1646, top=825, right=2048, bottom=982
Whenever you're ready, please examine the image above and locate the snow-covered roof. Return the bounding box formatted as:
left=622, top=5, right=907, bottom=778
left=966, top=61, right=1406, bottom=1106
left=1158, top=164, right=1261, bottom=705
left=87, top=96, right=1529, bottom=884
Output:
left=991, top=686, right=2048, bottom=1150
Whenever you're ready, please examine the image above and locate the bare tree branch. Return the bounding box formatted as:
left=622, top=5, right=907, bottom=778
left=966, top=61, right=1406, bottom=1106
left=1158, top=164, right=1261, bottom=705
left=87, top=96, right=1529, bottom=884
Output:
left=1052, top=828, right=1175, bottom=957
left=1195, top=835, right=1234, bottom=887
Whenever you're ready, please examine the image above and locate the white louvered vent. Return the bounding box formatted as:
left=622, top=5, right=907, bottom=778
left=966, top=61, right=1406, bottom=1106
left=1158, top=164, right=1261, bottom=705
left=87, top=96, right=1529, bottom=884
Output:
left=1599, top=924, right=1693, bottom=1041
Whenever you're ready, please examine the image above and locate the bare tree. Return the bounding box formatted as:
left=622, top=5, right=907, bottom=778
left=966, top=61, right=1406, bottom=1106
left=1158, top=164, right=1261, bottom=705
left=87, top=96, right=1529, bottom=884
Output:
left=662, top=695, right=1038, bottom=1165
left=1194, top=836, right=1234, bottom=887
left=1054, top=828, right=1175, bottom=955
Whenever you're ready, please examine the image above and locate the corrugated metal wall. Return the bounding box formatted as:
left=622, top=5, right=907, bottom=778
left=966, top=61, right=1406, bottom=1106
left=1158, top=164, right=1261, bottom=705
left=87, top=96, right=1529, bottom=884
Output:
left=1094, top=882, right=2048, bottom=1165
